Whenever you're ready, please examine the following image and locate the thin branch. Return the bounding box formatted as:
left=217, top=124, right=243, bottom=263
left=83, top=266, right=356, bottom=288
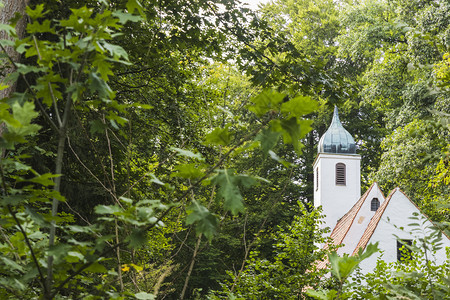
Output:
left=180, top=233, right=202, bottom=300
left=105, top=117, right=124, bottom=292
left=51, top=239, right=126, bottom=298
left=66, top=136, right=120, bottom=204
left=115, top=66, right=154, bottom=76
left=119, top=147, right=181, bottom=198
left=72, top=109, right=114, bottom=192
left=7, top=205, right=49, bottom=296
left=231, top=167, right=295, bottom=292
left=32, top=35, right=62, bottom=127
left=0, top=158, right=48, bottom=295
left=0, top=225, right=22, bottom=262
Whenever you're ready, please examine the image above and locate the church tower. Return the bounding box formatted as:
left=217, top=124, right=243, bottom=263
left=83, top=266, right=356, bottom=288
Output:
left=313, top=107, right=361, bottom=230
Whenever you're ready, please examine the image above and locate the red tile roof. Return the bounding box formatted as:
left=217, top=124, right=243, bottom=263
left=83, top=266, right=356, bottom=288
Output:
left=328, top=182, right=377, bottom=246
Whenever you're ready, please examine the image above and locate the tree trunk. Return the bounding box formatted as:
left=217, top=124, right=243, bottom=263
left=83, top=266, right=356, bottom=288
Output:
left=0, top=0, right=29, bottom=141
left=0, top=0, right=29, bottom=100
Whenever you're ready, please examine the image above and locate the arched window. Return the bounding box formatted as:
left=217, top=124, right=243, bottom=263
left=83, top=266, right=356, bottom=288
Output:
left=335, top=163, right=346, bottom=186
left=371, top=198, right=380, bottom=211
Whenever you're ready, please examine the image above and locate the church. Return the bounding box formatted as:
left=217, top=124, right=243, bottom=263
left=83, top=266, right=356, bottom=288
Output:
left=313, top=107, right=450, bottom=273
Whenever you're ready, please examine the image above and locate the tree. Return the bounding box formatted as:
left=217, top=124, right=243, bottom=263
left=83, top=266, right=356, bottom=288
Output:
left=0, top=1, right=321, bottom=298
left=212, top=204, right=336, bottom=299
left=336, top=0, right=450, bottom=218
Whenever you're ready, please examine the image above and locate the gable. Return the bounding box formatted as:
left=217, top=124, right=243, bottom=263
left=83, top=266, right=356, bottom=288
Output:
left=325, top=183, right=384, bottom=251
left=338, top=183, right=385, bottom=255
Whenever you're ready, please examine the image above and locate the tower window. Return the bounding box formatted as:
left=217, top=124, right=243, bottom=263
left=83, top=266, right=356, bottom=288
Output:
left=371, top=198, right=380, bottom=211
left=397, top=240, right=413, bottom=261
left=335, top=163, right=346, bottom=185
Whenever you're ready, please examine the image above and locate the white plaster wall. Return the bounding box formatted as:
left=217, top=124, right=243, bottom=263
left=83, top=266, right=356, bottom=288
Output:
left=358, top=190, right=450, bottom=274
left=338, top=183, right=385, bottom=256
left=313, top=153, right=361, bottom=231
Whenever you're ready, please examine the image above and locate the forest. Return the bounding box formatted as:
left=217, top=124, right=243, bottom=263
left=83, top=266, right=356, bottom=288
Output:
left=0, top=0, right=449, bottom=299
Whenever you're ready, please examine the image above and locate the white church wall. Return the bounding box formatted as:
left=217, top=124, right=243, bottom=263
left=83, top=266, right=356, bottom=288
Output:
left=358, top=190, right=450, bottom=274
left=313, top=153, right=361, bottom=232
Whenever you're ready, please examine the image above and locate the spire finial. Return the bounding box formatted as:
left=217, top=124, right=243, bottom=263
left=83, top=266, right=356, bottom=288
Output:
left=332, top=106, right=341, bottom=125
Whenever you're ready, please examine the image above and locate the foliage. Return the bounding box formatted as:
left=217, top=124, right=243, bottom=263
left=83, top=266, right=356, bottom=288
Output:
left=306, top=243, right=379, bottom=300
left=210, top=204, right=335, bottom=299
left=373, top=119, right=449, bottom=221
left=336, top=0, right=450, bottom=218
left=0, top=1, right=321, bottom=298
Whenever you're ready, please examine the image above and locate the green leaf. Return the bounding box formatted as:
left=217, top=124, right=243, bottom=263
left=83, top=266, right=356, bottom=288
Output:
left=210, top=169, right=259, bottom=215
left=0, top=195, right=27, bottom=206
left=89, top=72, right=113, bottom=99
left=12, top=101, right=39, bottom=126
left=0, top=103, right=20, bottom=127
left=0, top=257, right=24, bottom=273
left=255, top=129, right=281, bottom=155
left=89, top=119, right=108, bottom=134
left=119, top=196, right=133, bottom=205
left=186, top=200, right=218, bottom=241
left=26, top=19, right=55, bottom=34
left=113, top=10, right=142, bottom=24
left=248, top=89, right=285, bottom=117
left=66, top=251, right=85, bottom=263
left=280, top=95, right=318, bottom=117
left=48, top=243, right=72, bottom=264
left=0, top=24, right=16, bottom=36
left=149, top=173, right=164, bottom=185
left=357, top=242, right=379, bottom=260
left=126, top=229, right=147, bottom=249
left=93, top=58, right=114, bottom=81
left=270, top=118, right=312, bottom=154
left=25, top=206, right=49, bottom=227
left=95, top=205, right=122, bottom=215
left=102, top=41, right=129, bottom=60
left=126, top=0, right=145, bottom=17
left=268, top=150, right=293, bottom=167
left=204, top=126, right=232, bottom=146
left=171, top=163, right=204, bottom=179
left=329, top=242, right=379, bottom=281
left=170, top=147, right=204, bottom=161
left=15, top=63, right=47, bottom=75
left=26, top=4, right=46, bottom=20
left=68, top=225, right=94, bottom=233
left=85, top=261, right=108, bottom=273
left=3, top=101, right=41, bottom=148
left=306, top=289, right=337, bottom=300
left=27, top=173, right=59, bottom=186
